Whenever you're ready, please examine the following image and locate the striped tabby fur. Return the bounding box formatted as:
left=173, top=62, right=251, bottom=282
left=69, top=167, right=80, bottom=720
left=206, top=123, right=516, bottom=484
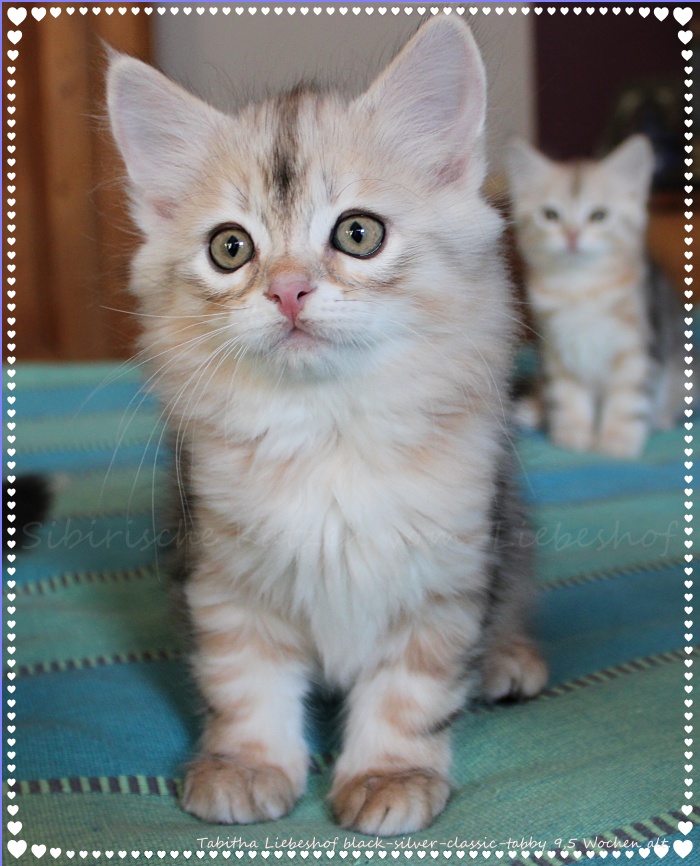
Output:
left=107, top=18, right=547, bottom=836
left=507, top=136, right=685, bottom=459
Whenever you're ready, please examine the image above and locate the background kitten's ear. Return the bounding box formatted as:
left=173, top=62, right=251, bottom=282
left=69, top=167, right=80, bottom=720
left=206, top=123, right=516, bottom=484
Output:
left=356, top=18, right=487, bottom=186
left=601, top=134, right=655, bottom=198
left=107, top=52, right=227, bottom=223
left=504, top=139, right=553, bottom=200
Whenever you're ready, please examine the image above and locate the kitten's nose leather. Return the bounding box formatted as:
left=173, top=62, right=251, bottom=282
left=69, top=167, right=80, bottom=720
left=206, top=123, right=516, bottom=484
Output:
left=265, top=276, right=315, bottom=324
left=564, top=228, right=580, bottom=251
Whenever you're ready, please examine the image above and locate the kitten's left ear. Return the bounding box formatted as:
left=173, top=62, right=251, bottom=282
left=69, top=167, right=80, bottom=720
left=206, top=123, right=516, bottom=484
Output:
left=602, top=135, right=656, bottom=197
left=356, top=18, right=487, bottom=186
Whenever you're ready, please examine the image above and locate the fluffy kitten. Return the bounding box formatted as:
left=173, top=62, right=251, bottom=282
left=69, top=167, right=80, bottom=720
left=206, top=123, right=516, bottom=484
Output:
left=107, top=18, right=547, bottom=836
left=506, top=135, right=685, bottom=459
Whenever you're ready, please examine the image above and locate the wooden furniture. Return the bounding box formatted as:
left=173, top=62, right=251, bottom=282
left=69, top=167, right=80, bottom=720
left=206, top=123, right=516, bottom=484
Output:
left=648, top=192, right=688, bottom=299
left=9, top=12, right=151, bottom=361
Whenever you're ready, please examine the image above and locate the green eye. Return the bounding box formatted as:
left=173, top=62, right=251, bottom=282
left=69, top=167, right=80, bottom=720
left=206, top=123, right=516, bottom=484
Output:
left=589, top=208, right=608, bottom=222
left=209, top=225, right=255, bottom=272
left=543, top=208, right=560, bottom=222
left=332, top=213, right=385, bottom=258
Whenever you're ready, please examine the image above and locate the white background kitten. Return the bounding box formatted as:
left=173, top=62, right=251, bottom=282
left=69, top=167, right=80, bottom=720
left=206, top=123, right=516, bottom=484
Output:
left=507, top=135, right=685, bottom=459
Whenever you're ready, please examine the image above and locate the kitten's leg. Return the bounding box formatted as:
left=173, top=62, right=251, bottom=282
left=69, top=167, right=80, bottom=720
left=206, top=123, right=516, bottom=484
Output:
left=651, top=360, right=685, bottom=431
left=513, top=392, right=545, bottom=430
left=597, top=348, right=652, bottom=459
left=545, top=370, right=596, bottom=452
left=481, top=463, right=548, bottom=702
left=480, top=635, right=548, bottom=702
left=330, top=613, right=475, bottom=836
left=511, top=374, right=545, bottom=430
left=479, top=578, right=548, bottom=702
left=182, top=581, right=310, bottom=824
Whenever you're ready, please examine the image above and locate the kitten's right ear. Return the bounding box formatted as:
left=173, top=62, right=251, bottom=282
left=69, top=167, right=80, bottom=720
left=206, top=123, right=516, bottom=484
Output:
left=505, top=139, right=552, bottom=199
left=601, top=134, right=655, bottom=197
left=107, top=53, right=227, bottom=221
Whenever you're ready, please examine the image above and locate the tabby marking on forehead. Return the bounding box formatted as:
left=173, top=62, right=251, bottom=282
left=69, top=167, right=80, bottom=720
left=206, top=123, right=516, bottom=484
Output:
left=568, top=161, right=586, bottom=198
left=266, top=86, right=308, bottom=210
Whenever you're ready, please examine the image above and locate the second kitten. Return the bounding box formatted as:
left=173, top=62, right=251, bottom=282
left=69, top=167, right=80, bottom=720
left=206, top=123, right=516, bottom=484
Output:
left=507, top=135, right=684, bottom=459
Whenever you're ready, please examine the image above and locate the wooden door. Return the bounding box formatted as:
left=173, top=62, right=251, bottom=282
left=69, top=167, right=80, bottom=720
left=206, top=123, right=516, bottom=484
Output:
left=8, top=9, right=151, bottom=360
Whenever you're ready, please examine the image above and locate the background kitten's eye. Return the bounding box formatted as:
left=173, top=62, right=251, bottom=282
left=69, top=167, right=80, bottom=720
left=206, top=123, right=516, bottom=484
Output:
left=332, top=213, right=385, bottom=258
left=209, top=225, right=255, bottom=271
left=542, top=208, right=559, bottom=222
left=589, top=208, right=608, bottom=222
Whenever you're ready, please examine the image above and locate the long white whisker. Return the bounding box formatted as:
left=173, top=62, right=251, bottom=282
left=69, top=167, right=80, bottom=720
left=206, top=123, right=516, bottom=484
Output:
left=171, top=335, right=249, bottom=527
left=76, top=313, right=231, bottom=417
left=95, top=324, right=233, bottom=518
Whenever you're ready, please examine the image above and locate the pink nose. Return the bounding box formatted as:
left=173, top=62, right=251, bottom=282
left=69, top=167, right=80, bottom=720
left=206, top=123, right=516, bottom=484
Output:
left=265, top=276, right=315, bottom=324
left=564, top=228, right=580, bottom=251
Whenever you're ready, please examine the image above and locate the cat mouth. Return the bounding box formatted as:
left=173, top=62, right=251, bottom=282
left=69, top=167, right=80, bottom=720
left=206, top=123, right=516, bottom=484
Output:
left=279, top=323, right=325, bottom=349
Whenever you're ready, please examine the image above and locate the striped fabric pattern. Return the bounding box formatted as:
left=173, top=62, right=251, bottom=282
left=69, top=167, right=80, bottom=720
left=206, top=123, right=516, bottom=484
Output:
left=6, top=362, right=697, bottom=864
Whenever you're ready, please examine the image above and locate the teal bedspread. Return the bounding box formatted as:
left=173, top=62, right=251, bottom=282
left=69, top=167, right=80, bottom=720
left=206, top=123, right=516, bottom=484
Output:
left=5, top=362, right=698, bottom=864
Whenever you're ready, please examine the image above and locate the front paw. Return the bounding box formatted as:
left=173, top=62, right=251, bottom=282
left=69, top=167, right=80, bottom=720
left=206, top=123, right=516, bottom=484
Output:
left=514, top=394, right=544, bottom=430
left=596, top=421, right=647, bottom=459
left=331, top=769, right=449, bottom=836
left=183, top=754, right=300, bottom=824
left=481, top=639, right=548, bottom=702
left=549, top=418, right=594, bottom=453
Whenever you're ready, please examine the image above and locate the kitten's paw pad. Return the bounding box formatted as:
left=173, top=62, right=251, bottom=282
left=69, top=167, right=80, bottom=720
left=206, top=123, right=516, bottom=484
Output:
left=331, top=770, right=449, bottom=836
left=182, top=754, right=299, bottom=824
left=482, top=640, right=548, bottom=702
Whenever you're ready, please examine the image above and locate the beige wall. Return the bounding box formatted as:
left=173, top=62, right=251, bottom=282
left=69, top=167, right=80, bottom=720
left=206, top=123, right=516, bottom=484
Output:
left=153, top=12, right=535, bottom=179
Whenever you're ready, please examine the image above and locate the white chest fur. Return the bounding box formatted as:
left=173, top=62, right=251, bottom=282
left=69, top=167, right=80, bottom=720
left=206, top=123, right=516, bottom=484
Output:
left=189, top=370, right=494, bottom=686
left=532, top=269, right=645, bottom=386
left=544, top=303, right=621, bottom=383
